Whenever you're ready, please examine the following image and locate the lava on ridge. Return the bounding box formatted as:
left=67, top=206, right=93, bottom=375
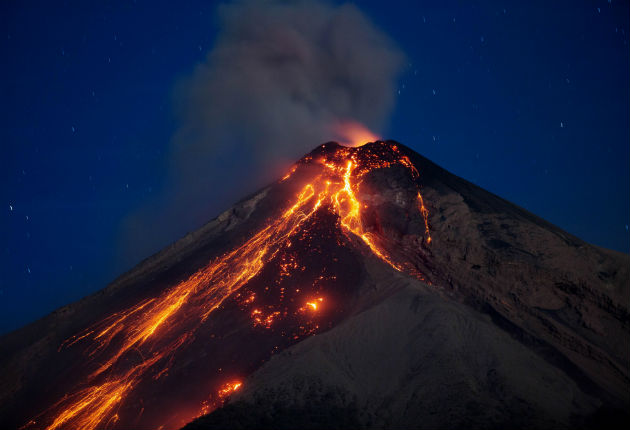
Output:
left=21, top=140, right=433, bottom=430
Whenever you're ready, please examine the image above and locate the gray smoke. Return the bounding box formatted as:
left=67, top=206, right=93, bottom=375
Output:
left=120, top=0, right=405, bottom=264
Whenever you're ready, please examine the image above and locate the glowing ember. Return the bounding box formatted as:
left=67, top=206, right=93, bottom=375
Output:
left=305, top=297, right=323, bottom=311
left=196, top=381, right=242, bottom=420
left=217, top=381, right=242, bottom=399
left=28, top=141, right=431, bottom=430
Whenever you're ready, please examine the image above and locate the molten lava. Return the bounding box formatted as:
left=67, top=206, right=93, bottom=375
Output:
left=305, top=298, right=323, bottom=311
left=195, top=381, right=242, bottom=422
left=27, top=141, right=432, bottom=430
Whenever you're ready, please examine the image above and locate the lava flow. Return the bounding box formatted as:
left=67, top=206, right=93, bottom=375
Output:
left=26, top=140, right=432, bottom=430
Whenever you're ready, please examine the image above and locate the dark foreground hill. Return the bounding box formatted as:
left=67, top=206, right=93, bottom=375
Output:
left=1, top=141, right=628, bottom=430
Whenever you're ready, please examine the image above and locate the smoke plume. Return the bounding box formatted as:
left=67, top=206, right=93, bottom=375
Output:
left=121, top=0, right=405, bottom=263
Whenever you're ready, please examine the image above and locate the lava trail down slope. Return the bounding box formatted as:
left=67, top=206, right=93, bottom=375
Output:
left=0, top=141, right=628, bottom=430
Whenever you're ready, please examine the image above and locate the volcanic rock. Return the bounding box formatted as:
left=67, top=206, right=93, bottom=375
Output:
left=0, top=141, right=627, bottom=430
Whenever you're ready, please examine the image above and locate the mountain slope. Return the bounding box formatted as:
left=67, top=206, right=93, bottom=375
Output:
left=186, top=142, right=629, bottom=429
left=186, top=281, right=600, bottom=429
left=0, top=141, right=627, bottom=430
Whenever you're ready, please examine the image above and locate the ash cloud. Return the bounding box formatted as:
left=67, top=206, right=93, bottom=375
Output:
left=121, top=0, right=405, bottom=264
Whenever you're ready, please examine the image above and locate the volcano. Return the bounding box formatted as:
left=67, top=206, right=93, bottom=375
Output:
left=0, top=141, right=628, bottom=430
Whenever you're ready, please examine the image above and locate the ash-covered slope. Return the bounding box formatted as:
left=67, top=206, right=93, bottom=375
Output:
left=187, top=281, right=600, bottom=430
left=185, top=141, right=629, bottom=430
left=0, top=141, right=628, bottom=430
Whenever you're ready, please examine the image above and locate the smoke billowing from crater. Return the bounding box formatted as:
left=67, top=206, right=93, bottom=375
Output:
left=122, top=0, right=405, bottom=264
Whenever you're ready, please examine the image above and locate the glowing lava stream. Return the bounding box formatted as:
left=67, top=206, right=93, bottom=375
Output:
left=32, top=141, right=431, bottom=430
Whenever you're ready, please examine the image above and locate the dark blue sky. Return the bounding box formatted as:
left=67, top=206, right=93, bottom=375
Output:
left=1, top=0, right=628, bottom=335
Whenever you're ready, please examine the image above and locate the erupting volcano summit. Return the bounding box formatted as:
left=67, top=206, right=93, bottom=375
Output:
left=1, top=141, right=628, bottom=430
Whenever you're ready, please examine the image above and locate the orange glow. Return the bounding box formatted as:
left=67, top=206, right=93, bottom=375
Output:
left=305, top=297, right=323, bottom=311
left=31, top=141, right=431, bottom=430
left=417, top=192, right=432, bottom=244
left=280, top=165, right=297, bottom=182
left=331, top=120, right=380, bottom=147
left=196, top=380, right=242, bottom=421
left=217, top=381, right=242, bottom=400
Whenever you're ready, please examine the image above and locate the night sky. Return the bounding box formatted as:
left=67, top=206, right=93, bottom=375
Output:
left=1, top=0, right=628, bottom=335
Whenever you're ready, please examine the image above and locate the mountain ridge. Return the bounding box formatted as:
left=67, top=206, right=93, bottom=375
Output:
left=1, top=140, right=628, bottom=430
